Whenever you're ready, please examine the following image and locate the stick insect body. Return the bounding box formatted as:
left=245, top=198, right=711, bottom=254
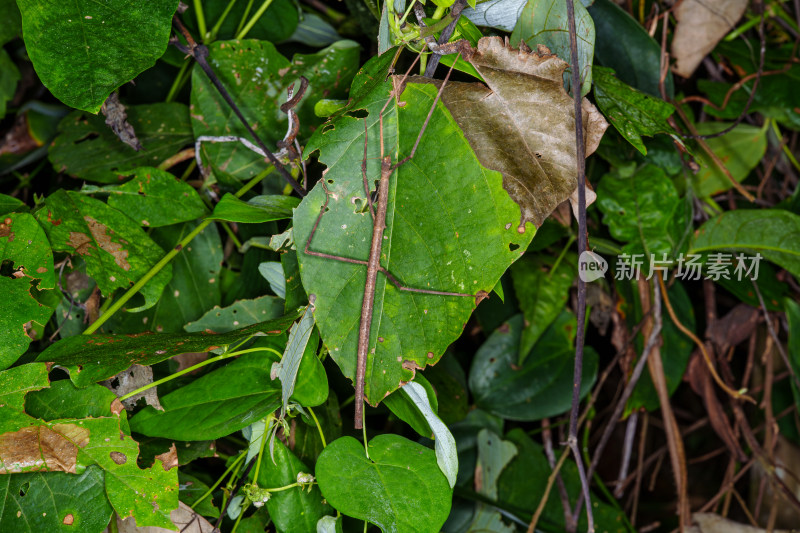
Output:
left=304, top=52, right=483, bottom=429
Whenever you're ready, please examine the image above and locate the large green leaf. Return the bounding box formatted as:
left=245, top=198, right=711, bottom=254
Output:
left=34, top=190, right=172, bottom=312
left=316, top=434, right=452, bottom=532
left=191, top=39, right=359, bottom=181
left=510, top=0, right=595, bottom=96
left=0, top=277, right=53, bottom=370
left=593, top=66, right=675, bottom=155
left=690, top=209, right=800, bottom=280
left=0, top=48, right=20, bottom=120
left=184, top=295, right=284, bottom=333
left=81, top=167, right=208, bottom=227
left=0, top=467, right=113, bottom=533
left=129, top=347, right=323, bottom=440
left=588, top=0, right=674, bottom=98
left=692, top=122, right=768, bottom=198
left=294, top=55, right=532, bottom=406
left=510, top=253, right=576, bottom=364
left=597, top=165, right=690, bottom=257
left=251, top=439, right=332, bottom=533
left=16, top=0, right=178, bottom=112
left=36, top=311, right=299, bottom=387
left=49, top=103, right=193, bottom=184
left=209, top=194, right=299, bottom=224
left=469, top=313, right=598, bottom=421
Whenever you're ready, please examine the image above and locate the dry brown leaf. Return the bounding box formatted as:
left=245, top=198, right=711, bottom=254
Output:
left=412, top=37, right=607, bottom=230
left=102, top=364, right=164, bottom=412
left=113, top=502, right=219, bottom=533
left=154, top=443, right=179, bottom=472
left=672, top=0, right=748, bottom=78
left=690, top=512, right=794, bottom=533
left=0, top=423, right=89, bottom=473
left=101, top=92, right=143, bottom=152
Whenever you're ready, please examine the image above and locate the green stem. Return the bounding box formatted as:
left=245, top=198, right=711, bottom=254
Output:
left=165, top=61, right=190, bottom=104
left=210, top=0, right=240, bottom=41
left=307, top=406, right=327, bottom=448
left=362, top=414, right=370, bottom=460
left=431, top=5, right=446, bottom=19
left=251, top=414, right=273, bottom=484
left=236, top=0, right=275, bottom=39
left=231, top=502, right=248, bottom=533
left=193, top=0, right=208, bottom=39
left=235, top=0, right=255, bottom=37
left=221, top=221, right=243, bottom=249
left=118, top=347, right=282, bottom=402
left=191, top=452, right=246, bottom=510
left=549, top=234, right=576, bottom=279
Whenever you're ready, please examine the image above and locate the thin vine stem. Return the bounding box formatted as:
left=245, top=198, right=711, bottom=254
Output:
left=307, top=406, right=327, bottom=448
left=191, top=451, right=246, bottom=510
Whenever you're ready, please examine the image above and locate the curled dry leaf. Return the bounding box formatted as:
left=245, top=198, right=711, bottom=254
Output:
left=672, top=0, right=748, bottom=78
left=101, top=92, right=143, bottom=151
left=154, top=443, right=179, bottom=471
left=102, top=364, right=164, bottom=412
left=412, top=37, right=608, bottom=229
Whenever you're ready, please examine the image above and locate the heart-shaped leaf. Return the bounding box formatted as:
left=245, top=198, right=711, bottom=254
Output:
left=294, top=51, right=533, bottom=406
left=316, top=434, right=452, bottom=532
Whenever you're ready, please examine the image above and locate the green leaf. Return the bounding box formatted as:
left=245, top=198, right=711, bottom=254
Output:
left=0, top=194, right=26, bottom=216
left=209, top=194, right=299, bottom=224
left=510, top=253, right=576, bottom=365
left=316, top=515, right=343, bottom=533
left=36, top=311, right=299, bottom=387
left=184, top=295, right=285, bottom=334
left=469, top=313, right=598, bottom=420
left=786, top=299, right=800, bottom=406
left=0, top=0, right=21, bottom=45
left=0, top=277, right=53, bottom=369
left=384, top=373, right=439, bottom=437
left=251, top=439, right=332, bottom=533
left=588, top=0, right=674, bottom=98
left=692, top=122, right=768, bottom=198
left=186, top=0, right=299, bottom=43
left=316, top=434, right=452, bottom=532
left=49, top=103, right=193, bottom=184
left=510, top=0, right=595, bottom=96
left=16, top=0, right=178, bottom=112
left=1, top=212, right=55, bottom=289
left=0, top=48, right=20, bottom=119
left=421, top=355, right=469, bottom=424
left=0, top=363, right=50, bottom=410
left=462, top=429, right=518, bottom=532
left=191, top=39, right=359, bottom=181
left=499, top=428, right=630, bottom=532
left=178, top=471, right=218, bottom=518
left=592, top=66, right=675, bottom=155
left=82, top=167, right=208, bottom=227
left=597, top=165, right=690, bottom=257
left=690, top=209, right=800, bottom=280
left=25, top=380, right=118, bottom=421
left=294, top=57, right=532, bottom=406
left=292, top=393, right=342, bottom=465
left=0, top=467, right=113, bottom=533
left=402, top=381, right=458, bottom=488
left=274, top=304, right=317, bottom=415
left=258, top=262, right=286, bottom=298
left=34, top=189, right=172, bottom=312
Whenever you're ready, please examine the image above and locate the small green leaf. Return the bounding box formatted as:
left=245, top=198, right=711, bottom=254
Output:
left=0, top=363, right=50, bottom=410
left=402, top=381, right=459, bottom=488
left=82, top=167, right=208, bottom=227
left=588, top=0, right=674, bottom=98
left=0, top=467, right=113, bottom=533
left=692, top=122, right=768, bottom=198
left=510, top=253, right=576, bottom=365
left=251, top=439, right=332, bottom=533
left=184, top=295, right=285, bottom=333
left=258, top=262, right=286, bottom=298
left=36, top=311, right=299, bottom=387
left=593, top=66, right=675, bottom=155
left=316, top=515, right=343, bottom=533
left=511, top=0, right=595, bottom=96
left=35, top=190, right=172, bottom=312
left=316, top=434, right=452, bottom=532
left=17, top=0, right=179, bottom=112
left=469, top=313, right=598, bottom=421
left=0, top=194, right=26, bottom=216
left=1, top=212, right=55, bottom=289
left=597, top=165, right=690, bottom=257
left=690, top=209, right=800, bottom=280
left=49, top=103, right=193, bottom=184
left=0, top=48, right=20, bottom=119
left=384, top=374, right=439, bottom=437
left=210, top=194, right=299, bottom=224
left=274, top=304, right=317, bottom=415
left=0, top=277, right=53, bottom=369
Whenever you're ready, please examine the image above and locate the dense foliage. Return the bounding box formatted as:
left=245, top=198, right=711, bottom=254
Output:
left=1, top=0, right=799, bottom=532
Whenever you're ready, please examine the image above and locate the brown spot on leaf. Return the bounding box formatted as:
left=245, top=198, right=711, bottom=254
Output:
left=110, top=451, right=127, bottom=464
left=155, top=443, right=179, bottom=471
left=62, top=514, right=74, bottom=525
left=83, top=216, right=131, bottom=271
left=0, top=424, right=89, bottom=473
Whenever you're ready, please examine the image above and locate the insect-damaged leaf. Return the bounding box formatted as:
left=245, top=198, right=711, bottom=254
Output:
left=34, top=190, right=171, bottom=312
left=35, top=311, right=300, bottom=387
left=419, top=37, right=608, bottom=229
left=294, top=51, right=533, bottom=407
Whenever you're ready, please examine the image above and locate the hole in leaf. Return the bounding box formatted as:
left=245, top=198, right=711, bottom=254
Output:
left=19, top=482, right=29, bottom=496
left=74, top=132, right=100, bottom=145
left=344, top=109, right=368, bottom=119
left=509, top=243, right=520, bottom=252
left=321, top=124, right=334, bottom=134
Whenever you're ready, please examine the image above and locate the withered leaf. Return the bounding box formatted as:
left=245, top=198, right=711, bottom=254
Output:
left=0, top=423, right=89, bottom=473
left=101, top=92, right=143, bottom=151
left=413, top=37, right=607, bottom=229
left=102, top=364, right=164, bottom=412
left=115, top=502, right=219, bottom=533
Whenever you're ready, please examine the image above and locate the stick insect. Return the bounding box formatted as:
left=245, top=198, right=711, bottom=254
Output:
left=303, top=49, right=486, bottom=429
